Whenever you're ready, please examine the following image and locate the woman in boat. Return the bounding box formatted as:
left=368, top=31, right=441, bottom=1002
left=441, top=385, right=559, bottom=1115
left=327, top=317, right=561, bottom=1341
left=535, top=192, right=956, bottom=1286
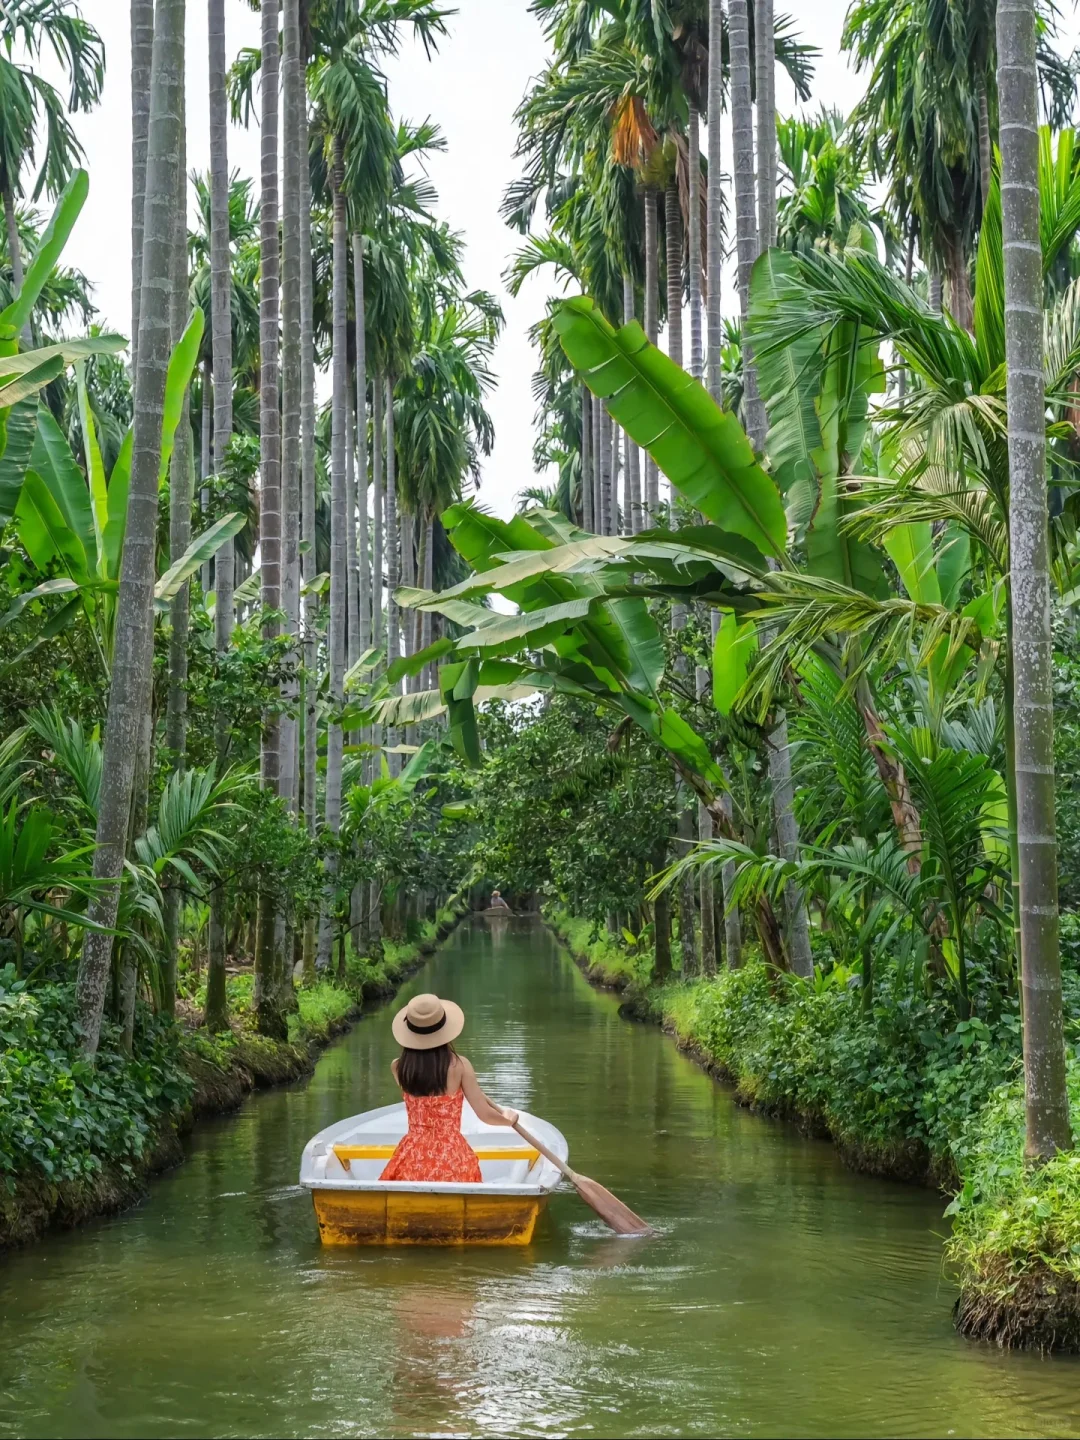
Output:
left=379, top=993, right=518, bottom=1184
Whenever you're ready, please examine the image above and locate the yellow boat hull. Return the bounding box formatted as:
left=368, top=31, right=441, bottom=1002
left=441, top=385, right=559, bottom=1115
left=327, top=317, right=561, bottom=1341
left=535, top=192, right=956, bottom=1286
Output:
left=312, top=1187, right=546, bottom=1246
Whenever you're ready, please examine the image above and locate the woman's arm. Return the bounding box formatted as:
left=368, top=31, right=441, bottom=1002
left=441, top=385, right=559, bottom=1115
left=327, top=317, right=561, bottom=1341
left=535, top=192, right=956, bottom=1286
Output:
left=456, top=1056, right=518, bottom=1126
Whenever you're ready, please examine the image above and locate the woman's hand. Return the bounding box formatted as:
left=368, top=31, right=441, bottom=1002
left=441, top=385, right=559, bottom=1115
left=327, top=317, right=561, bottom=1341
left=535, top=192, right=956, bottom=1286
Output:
left=499, top=1106, right=519, bottom=1126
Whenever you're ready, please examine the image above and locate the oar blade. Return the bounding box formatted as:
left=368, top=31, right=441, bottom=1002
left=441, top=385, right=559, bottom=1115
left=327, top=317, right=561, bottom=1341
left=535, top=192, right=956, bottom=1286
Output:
left=572, top=1174, right=652, bottom=1236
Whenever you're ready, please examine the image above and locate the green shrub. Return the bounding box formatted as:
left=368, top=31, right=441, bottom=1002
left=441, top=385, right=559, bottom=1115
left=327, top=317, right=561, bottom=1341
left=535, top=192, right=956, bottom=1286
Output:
left=0, top=976, right=193, bottom=1189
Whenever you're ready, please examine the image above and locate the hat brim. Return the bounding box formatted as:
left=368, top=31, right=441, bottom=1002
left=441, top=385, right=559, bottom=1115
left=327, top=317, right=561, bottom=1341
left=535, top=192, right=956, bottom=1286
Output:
left=391, top=998, right=465, bottom=1050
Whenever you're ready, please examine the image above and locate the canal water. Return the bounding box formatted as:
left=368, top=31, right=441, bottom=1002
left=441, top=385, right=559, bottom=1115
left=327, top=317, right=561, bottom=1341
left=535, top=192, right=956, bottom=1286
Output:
left=1, top=919, right=1077, bottom=1438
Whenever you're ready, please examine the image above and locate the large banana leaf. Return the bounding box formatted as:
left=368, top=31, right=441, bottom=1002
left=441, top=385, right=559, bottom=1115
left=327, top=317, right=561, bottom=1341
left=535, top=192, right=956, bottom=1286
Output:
left=15, top=470, right=91, bottom=582
left=0, top=401, right=38, bottom=524
left=0, top=354, right=64, bottom=409
left=0, top=171, right=91, bottom=342
left=154, top=512, right=246, bottom=604
left=713, top=610, right=758, bottom=716
left=159, top=309, right=205, bottom=484
left=28, top=406, right=97, bottom=575
left=553, top=296, right=787, bottom=558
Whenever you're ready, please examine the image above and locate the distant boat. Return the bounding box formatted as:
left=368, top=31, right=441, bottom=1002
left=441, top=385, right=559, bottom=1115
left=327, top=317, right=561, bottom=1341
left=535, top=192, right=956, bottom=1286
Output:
left=299, top=1101, right=568, bottom=1245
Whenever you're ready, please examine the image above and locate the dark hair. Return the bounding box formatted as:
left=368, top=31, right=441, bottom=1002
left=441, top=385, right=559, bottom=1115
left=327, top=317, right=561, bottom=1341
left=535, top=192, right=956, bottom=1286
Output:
left=397, top=1043, right=455, bottom=1096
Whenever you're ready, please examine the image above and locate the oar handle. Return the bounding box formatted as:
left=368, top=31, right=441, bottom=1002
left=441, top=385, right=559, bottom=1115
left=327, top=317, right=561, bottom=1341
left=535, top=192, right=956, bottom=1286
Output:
left=513, top=1120, right=576, bottom=1182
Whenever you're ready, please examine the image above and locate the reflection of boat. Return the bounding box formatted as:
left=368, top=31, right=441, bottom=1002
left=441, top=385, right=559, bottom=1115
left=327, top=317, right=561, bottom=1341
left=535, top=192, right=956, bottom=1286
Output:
left=299, top=1101, right=567, bottom=1245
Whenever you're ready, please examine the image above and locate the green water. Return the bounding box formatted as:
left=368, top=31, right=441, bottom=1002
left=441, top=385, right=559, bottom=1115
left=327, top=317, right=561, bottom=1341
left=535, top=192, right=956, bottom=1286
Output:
left=1, top=920, right=1078, bottom=1439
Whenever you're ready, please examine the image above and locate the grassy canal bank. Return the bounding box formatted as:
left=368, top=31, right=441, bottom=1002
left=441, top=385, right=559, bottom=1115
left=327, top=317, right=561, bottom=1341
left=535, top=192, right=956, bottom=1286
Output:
left=546, top=909, right=1080, bottom=1352
left=0, top=902, right=468, bottom=1252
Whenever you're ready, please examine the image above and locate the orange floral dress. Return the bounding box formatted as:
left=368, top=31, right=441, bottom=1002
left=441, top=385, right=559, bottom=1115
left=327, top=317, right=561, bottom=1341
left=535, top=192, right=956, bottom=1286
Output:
left=379, top=1091, right=483, bottom=1183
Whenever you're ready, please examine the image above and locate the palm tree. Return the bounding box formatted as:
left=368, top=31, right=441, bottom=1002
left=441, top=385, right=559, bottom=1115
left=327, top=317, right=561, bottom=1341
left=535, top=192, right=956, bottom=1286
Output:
left=254, top=0, right=283, bottom=1036
left=280, top=0, right=304, bottom=822
left=131, top=0, right=154, bottom=369
left=995, top=0, right=1071, bottom=1159
left=75, top=0, right=186, bottom=1056
left=0, top=0, right=104, bottom=300
left=205, top=0, right=236, bottom=1031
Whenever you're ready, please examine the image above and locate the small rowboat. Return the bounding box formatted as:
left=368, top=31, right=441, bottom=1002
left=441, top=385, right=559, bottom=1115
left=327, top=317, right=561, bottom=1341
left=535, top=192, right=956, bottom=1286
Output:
left=299, top=1101, right=568, bottom=1246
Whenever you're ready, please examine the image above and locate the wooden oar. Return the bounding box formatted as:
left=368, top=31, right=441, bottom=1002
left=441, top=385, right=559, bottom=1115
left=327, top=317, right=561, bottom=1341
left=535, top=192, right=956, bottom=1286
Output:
left=513, top=1120, right=651, bottom=1237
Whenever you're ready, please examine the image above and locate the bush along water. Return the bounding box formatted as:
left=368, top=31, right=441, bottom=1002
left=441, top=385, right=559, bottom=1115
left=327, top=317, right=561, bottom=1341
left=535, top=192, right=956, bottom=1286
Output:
left=0, top=898, right=468, bottom=1251
left=546, top=908, right=1080, bottom=1348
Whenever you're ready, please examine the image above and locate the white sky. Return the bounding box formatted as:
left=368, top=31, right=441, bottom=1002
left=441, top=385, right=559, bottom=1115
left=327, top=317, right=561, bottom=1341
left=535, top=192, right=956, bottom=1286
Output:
left=68, top=0, right=863, bottom=518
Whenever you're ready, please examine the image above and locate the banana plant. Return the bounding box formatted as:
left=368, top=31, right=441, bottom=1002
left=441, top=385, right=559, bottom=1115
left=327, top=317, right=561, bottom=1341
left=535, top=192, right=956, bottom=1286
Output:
left=1, top=308, right=244, bottom=677
left=0, top=170, right=126, bottom=523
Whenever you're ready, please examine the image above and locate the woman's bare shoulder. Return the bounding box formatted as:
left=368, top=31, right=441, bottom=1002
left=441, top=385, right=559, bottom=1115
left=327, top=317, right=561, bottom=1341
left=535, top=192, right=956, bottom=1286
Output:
left=390, top=1057, right=399, bottom=1077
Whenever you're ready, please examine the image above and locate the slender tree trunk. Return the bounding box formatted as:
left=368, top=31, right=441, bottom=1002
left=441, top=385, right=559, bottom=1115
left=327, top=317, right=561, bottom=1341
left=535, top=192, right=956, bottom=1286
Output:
left=316, top=139, right=348, bottom=972
left=420, top=516, right=434, bottom=655
left=688, top=103, right=703, bottom=380
left=664, top=177, right=683, bottom=375
left=756, top=0, right=777, bottom=249
left=599, top=403, right=612, bottom=536
left=697, top=665, right=717, bottom=977
left=997, top=0, right=1072, bottom=1160
left=254, top=0, right=284, bottom=1036
left=280, top=0, right=303, bottom=819
left=706, top=0, right=724, bottom=405
left=929, top=270, right=943, bottom=312
left=163, top=86, right=191, bottom=1019
left=299, top=55, right=318, bottom=980
left=3, top=186, right=24, bottom=295
left=591, top=386, right=602, bottom=531
left=721, top=787, right=741, bottom=965
left=199, top=356, right=211, bottom=593
left=385, top=374, right=400, bottom=772
left=372, top=367, right=385, bottom=671
left=205, top=0, right=233, bottom=1032
left=581, top=386, right=593, bottom=531
left=622, top=274, right=641, bottom=532
left=130, top=0, right=155, bottom=373
left=354, top=236, right=371, bottom=664
left=644, top=188, right=660, bottom=521
left=610, top=413, right=621, bottom=536
left=345, top=384, right=359, bottom=668
left=76, top=0, right=186, bottom=1056
left=978, top=75, right=993, bottom=216
left=729, top=0, right=767, bottom=446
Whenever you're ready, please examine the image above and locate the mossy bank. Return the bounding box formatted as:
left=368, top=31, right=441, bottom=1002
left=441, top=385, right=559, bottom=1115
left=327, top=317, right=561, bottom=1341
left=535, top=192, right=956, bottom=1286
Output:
left=0, top=904, right=467, bottom=1252
left=546, top=908, right=1080, bottom=1352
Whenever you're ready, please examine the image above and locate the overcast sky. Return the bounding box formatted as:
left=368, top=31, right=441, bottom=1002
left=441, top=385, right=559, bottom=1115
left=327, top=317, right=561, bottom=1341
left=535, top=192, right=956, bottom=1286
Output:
left=70, top=0, right=865, bottom=517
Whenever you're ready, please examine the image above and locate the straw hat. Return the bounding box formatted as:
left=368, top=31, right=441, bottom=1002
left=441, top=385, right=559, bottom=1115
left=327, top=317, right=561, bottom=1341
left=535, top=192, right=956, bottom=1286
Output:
left=391, top=992, right=465, bottom=1050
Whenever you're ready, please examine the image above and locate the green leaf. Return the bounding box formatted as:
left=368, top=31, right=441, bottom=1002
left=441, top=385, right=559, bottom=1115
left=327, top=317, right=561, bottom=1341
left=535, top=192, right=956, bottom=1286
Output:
left=0, top=400, right=38, bottom=524
left=0, top=335, right=127, bottom=385
left=386, top=637, right=454, bottom=684
left=0, top=354, right=64, bottom=409
left=616, top=693, right=727, bottom=794
left=154, top=512, right=245, bottom=603
left=553, top=297, right=787, bottom=558
left=15, top=470, right=91, bottom=582
left=0, top=578, right=83, bottom=633
left=159, top=309, right=205, bottom=485
left=455, top=597, right=593, bottom=652
left=76, top=363, right=109, bottom=575
left=102, top=429, right=133, bottom=581
left=884, top=523, right=940, bottom=605
left=712, top=610, right=758, bottom=715
left=0, top=170, right=89, bottom=336
left=749, top=248, right=825, bottom=499
left=29, top=406, right=96, bottom=576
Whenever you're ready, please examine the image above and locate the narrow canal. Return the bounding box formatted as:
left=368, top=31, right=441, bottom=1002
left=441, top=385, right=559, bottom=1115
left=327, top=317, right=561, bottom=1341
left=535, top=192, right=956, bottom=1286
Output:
left=2, top=919, right=1077, bottom=1438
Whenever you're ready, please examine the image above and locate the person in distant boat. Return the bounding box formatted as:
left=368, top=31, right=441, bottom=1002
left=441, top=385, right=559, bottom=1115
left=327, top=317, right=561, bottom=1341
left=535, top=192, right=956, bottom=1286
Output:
left=379, top=993, right=518, bottom=1183
left=487, top=889, right=512, bottom=912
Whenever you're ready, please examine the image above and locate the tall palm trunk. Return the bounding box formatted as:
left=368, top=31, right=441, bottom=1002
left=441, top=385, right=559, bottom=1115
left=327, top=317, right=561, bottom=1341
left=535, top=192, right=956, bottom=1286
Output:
left=664, top=176, right=683, bottom=375
left=385, top=374, right=401, bottom=773
left=372, top=368, right=384, bottom=654
left=697, top=666, right=717, bottom=976
left=997, top=0, right=1072, bottom=1159
left=199, top=356, right=211, bottom=594
left=3, top=186, right=23, bottom=295
left=419, top=516, right=434, bottom=654
left=163, top=84, right=191, bottom=1019
left=130, top=0, right=155, bottom=373
left=598, top=403, right=612, bottom=536
left=299, top=54, right=318, bottom=980
left=581, top=386, right=593, bottom=531
left=316, top=141, right=349, bottom=972
left=280, top=0, right=302, bottom=818
left=731, top=0, right=812, bottom=978
left=688, top=103, right=703, bottom=380
left=76, top=0, right=186, bottom=1056
left=707, top=0, right=738, bottom=965
left=254, top=0, right=284, bottom=1035
left=643, top=188, right=660, bottom=520
left=205, top=0, right=234, bottom=1031
left=756, top=0, right=777, bottom=249
left=610, top=413, right=621, bottom=535
left=345, top=388, right=359, bottom=668
left=706, top=0, right=724, bottom=403
left=721, top=789, right=742, bottom=965
left=622, top=275, right=641, bottom=532
left=591, top=386, right=602, bottom=530
left=354, top=237, right=371, bottom=665
left=978, top=76, right=993, bottom=215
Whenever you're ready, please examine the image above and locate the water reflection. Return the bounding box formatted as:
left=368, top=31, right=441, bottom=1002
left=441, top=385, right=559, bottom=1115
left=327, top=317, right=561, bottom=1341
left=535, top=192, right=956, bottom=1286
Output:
left=0, top=919, right=1078, bottom=1439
